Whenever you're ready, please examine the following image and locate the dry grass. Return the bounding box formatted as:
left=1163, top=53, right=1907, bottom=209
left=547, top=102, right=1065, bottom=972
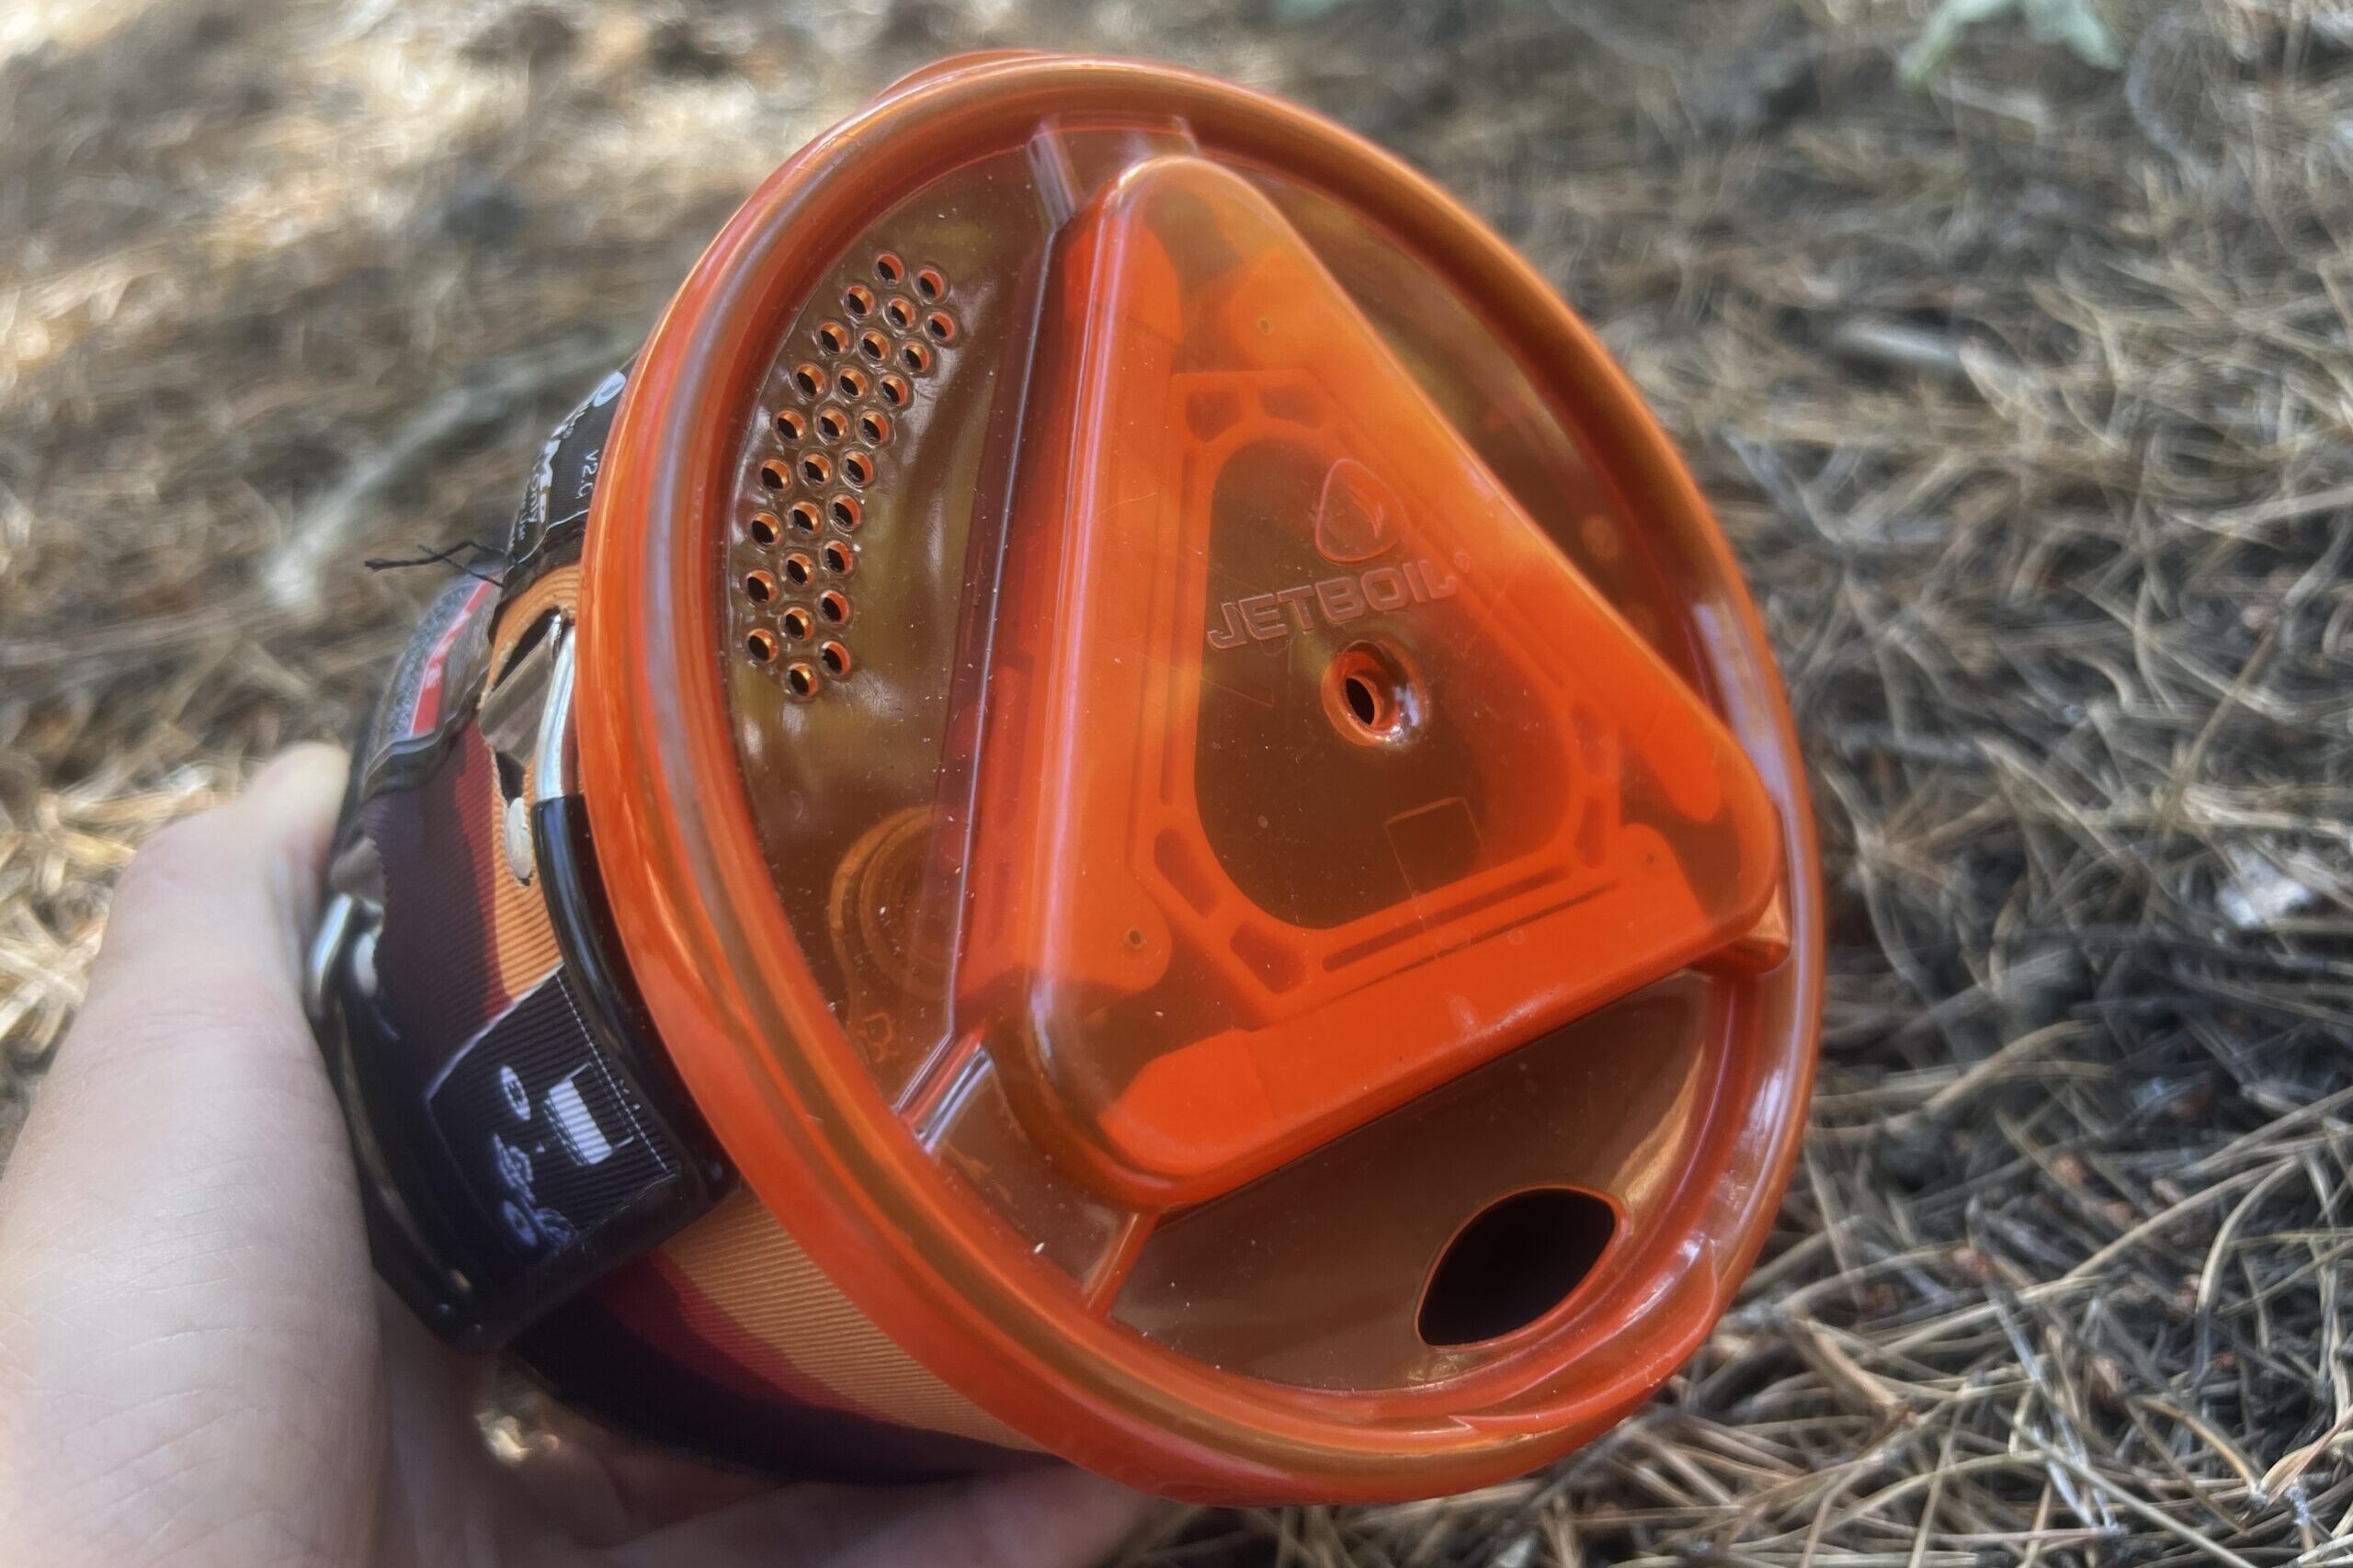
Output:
left=6, top=2, right=2353, bottom=1563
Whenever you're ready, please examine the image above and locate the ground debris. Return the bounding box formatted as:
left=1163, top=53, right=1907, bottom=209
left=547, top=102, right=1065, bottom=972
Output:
left=4, top=3, right=2349, bottom=1564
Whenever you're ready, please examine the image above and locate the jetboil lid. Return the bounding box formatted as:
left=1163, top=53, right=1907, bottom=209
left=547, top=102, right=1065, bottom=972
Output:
left=580, top=53, right=1820, bottom=1500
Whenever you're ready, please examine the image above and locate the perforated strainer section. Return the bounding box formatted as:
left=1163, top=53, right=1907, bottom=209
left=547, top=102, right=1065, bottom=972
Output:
left=731, top=250, right=961, bottom=698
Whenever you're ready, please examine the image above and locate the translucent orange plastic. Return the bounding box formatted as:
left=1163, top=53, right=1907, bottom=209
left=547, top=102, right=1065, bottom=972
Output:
left=965, top=156, right=1783, bottom=1203
left=579, top=51, right=1821, bottom=1504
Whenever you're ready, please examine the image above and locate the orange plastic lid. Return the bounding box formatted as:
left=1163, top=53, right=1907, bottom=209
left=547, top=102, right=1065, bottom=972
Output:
left=579, top=53, right=1820, bottom=1502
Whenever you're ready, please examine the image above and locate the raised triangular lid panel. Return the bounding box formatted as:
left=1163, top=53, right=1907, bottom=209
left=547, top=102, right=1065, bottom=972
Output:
left=957, top=156, right=1783, bottom=1204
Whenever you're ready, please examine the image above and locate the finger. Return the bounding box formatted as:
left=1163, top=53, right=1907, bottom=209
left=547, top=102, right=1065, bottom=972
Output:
left=1, top=743, right=355, bottom=1278
left=66, top=740, right=345, bottom=1074
left=0, top=745, right=387, bottom=1567
left=25, top=742, right=347, bottom=1115
left=607, top=1463, right=1158, bottom=1568
left=823, top=1470, right=1156, bottom=1568
left=482, top=1376, right=776, bottom=1548
left=374, top=1287, right=553, bottom=1567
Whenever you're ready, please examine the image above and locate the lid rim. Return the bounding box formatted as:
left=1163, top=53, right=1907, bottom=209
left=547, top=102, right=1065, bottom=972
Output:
left=578, top=51, right=1822, bottom=1502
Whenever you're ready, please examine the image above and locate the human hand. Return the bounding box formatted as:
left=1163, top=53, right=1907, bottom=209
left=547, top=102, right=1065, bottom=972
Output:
left=0, top=744, right=1153, bottom=1567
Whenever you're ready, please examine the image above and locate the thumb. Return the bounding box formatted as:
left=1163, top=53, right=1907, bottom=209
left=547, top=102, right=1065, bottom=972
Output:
left=0, top=743, right=384, bottom=1568
left=83, top=741, right=347, bottom=1033
left=6, top=740, right=351, bottom=1203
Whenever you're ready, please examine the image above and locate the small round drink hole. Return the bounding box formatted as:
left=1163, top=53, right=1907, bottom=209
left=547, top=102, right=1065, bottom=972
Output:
left=1324, top=642, right=1419, bottom=744
left=1417, top=1187, right=1616, bottom=1347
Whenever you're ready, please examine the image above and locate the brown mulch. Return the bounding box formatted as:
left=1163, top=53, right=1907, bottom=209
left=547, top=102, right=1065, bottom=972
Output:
left=6, top=2, right=2352, bottom=1563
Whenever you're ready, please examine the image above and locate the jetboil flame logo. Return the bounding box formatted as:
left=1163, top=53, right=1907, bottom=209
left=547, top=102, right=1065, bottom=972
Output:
left=1205, top=456, right=1461, bottom=649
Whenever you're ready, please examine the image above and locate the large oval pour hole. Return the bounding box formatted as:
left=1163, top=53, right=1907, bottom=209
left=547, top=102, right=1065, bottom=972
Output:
left=1416, top=1187, right=1617, bottom=1347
